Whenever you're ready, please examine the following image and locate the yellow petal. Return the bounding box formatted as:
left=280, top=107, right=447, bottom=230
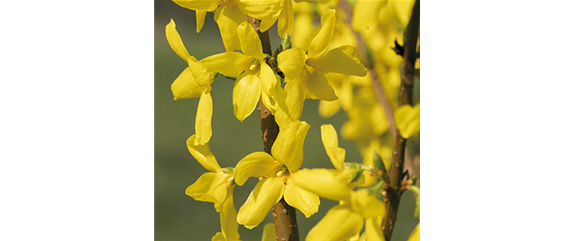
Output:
left=165, top=19, right=191, bottom=62
left=306, top=205, right=364, bottom=241
left=277, top=48, right=306, bottom=80
left=259, top=63, right=279, bottom=98
left=284, top=79, right=305, bottom=121
left=171, top=67, right=203, bottom=100
left=271, top=120, right=310, bottom=172
left=237, top=21, right=264, bottom=60
left=407, top=223, right=420, bottom=241
left=277, top=0, right=294, bottom=37
left=320, top=124, right=346, bottom=170
left=352, top=0, right=385, bottom=32
left=306, top=45, right=367, bottom=76
left=195, top=91, right=213, bottom=145
left=301, top=67, right=338, bottom=101
left=185, top=172, right=230, bottom=204
left=220, top=189, right=240, bottom=241
left=350, top=189, right=386, bottom=218
left=237, top=0, right=283, bottom=32
left=187, top=57, right=212, bottom=89
left=291, top=168, right=351, bottom=201
left=365, top=217, right=384, bottom=241
left=186, top=134, right=221, bottom=172
left=232, top=68, right=261, bottom=122
left=307, top=9, right=336, bottom=58
left=234, top=152, right=278, bottom=186
left=394, top=104, right=420, bottom=138
left=196, top=10, right=207, bottom=33
left=318, top=99, right=340, bottom=118
left=214, top=5, right=246, bottom=52
left=284, top=178, right=320, bottom=218
left=212, top=232, right=225, bottom=241
left=200, top=52, right=254, bottom=77
left=261, top=223, right=276, bottom=241
left=173, top=0, right=219, bottom=11
left=237, top=177, right=285, bottom=229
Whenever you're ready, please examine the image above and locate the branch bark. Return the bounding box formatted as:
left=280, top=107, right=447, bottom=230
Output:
left=381, top=0, right=420, bottom=240
left=248, top=16, right=300, bottom=241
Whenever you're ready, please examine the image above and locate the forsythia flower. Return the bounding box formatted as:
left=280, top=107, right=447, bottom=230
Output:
left=172, top=0, right=283, bottom=52
left=166, top=19, right=214, bottom=145
left=278, top=9, right=367, bottom=118
left=185, top=135, right=240, bottom=241
left=292, top=169, right=386, bottom=241
left=199, top=21, right=280, bottom=122
left=394, top=103, right=420, bottom=139
left=232, top=98, right=319, bottom=229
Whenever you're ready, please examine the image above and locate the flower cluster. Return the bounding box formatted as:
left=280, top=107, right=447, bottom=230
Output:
left=165, top=0, right=420, bottom=240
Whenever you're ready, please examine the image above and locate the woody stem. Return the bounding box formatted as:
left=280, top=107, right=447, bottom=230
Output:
left=247, top=16, right=300, bottom=241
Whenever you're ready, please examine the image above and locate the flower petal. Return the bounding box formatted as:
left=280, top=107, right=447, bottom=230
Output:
left=271, top=120, right=310, bottom=172
left=394, top=104, right=420, bottom=138
left=185, top=172, right=230, bottom=204
left=220, top=189, right=240, bottom=241
left=277, top=48, right=306, bottom=80
left=237, top=21, right=264, bottom=60
left=195, top=91, right=213, bottom=145
left=318, top=99, right=340, bottom=118
left=365, top=217, right=385, bottom=241
left=301, top=68, right=338, bottom=101
left=171, top=67, right=203, bottom=100
left=284, top=178, right=320, bottom=218
left=200, top=52, right=253, bottom=77
left=186, top=134, right=221, bottom=172
left=212, top=232, right=225, bottom=241
left=234, top=152, right=278, bottom=186
left=187, top=57, right=212, bottom=89
left=165, top=19, right=191, bottom=62
left=237, top=177, right=285, bottom=229
left=350, top=189, right=386, bottom=218
left=259, top=63, right=279, bottom=98
left=284, top=79, right=305, bottom=121
left=261, top=223, right=276, bottom=241
left=196, top=10, right=207, bottom=33
left=291, top=168, right=351, bottom=201
left=352, top=0, right=385, bottom=32
left=237, top=0, right=283, bottom=31
left=214, top=5, right=246, bottom=52
left=307, top=9, right=336, bottom=58
left=320, top=124, right=345, bottom=170
left=233, top=68, right=261, bottom=122
left=407, top=223, right=420, bottom=241
left=306, top=45, right=367, bottom=76
left=306, top=205, right=364, bottom=241
left=277, top=0, right=294, bottom=38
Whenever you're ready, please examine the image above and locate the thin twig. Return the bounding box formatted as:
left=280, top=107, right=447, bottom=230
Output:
left=247, top=16, right=300, bottom=241
left=381, top=0, right=420, bottom=240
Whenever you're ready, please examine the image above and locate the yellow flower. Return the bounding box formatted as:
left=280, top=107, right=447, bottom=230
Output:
left=291, top=169, right=386, bottom=241
left=172, top=0, right=283, bottom=52
left=394, top=104, right=420, bottom=139
left=407, top=223, right=420, bottom=241
left=277, top=9, right=367, bottom=118
left=321, top=124, right=375, bottom=187
left=185, top=135, right=240, bottom=241
left=199, top=21, right=280, bottom=122
left=165, top=19, right=214, bottom=145
left=233, top=118, right=319, bottom=229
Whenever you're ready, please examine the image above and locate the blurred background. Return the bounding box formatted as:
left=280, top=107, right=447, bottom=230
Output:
left=155, top=0, right=418, bottom=240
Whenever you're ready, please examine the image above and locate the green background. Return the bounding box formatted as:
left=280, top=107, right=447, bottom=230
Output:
left=155, top=1, right=419, bottom=240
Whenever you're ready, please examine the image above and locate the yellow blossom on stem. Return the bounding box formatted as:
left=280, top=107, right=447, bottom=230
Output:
left=166, top=19, right=214, bottom=145
left=185, top=135, right=240, bottom=241
left=199, top=21, right=280, bottom=122
left=278, top=9, right=367, bottom=118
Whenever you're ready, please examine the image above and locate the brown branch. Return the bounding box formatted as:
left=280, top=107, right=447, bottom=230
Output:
left=248, top=16, right=300, bottom=241
left=338, top=0, right=397, bottom=140
left=381, top=0, right=420, bottom=240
